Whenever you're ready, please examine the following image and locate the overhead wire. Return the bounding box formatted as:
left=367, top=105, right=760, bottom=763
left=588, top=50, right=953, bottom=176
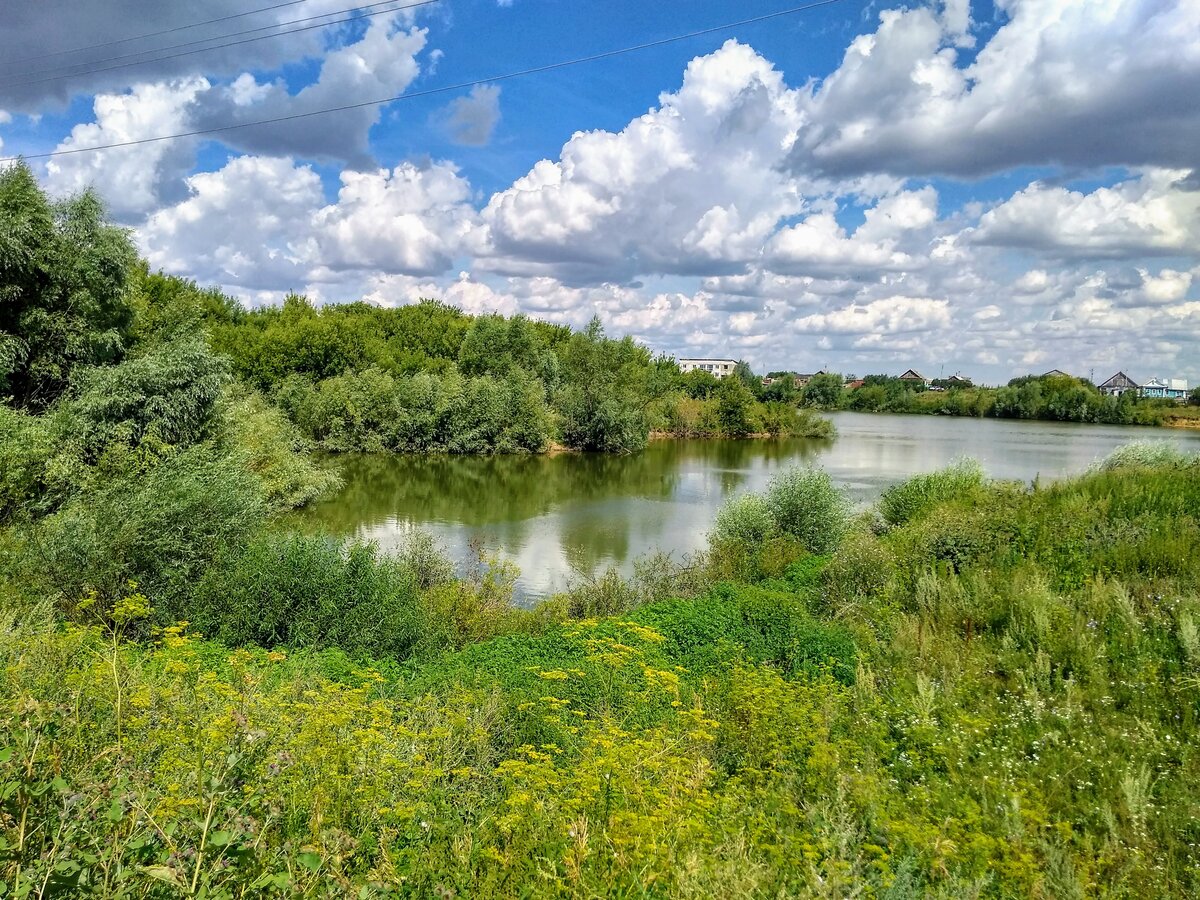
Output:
left=2, top=0, right=316, bottom=67
left=0, top=0, right=441, bottom=88
left=1, top=0, right=850, bottom=164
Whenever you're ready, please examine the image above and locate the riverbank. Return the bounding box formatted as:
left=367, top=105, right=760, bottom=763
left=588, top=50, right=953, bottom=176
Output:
left=296, top=417, right=1200, bottom=601
left=3, top=445, right=1198, bottom=895
left=808, top=372, right=1199, bottom=429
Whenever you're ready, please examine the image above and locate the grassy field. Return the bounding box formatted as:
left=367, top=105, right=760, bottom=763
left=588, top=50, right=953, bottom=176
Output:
left=2, top=444, right=1199, bottom=897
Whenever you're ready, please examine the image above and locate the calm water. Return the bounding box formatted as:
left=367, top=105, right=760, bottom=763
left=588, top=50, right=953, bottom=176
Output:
left=298, top=413, right=1200, bottom=601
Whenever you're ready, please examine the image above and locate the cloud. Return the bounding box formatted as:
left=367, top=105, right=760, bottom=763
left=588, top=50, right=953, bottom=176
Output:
left=436, top=84, right=501, bottom=147
left=141, top=155, right=324, bottom=292
left=478, top=40, right=808, bottom=284
left=312, top=161, right=480, bottom=276
left=188, top=18, right=428, bottom=164
left=141, top=153, right=480, bottom=292
left=972, top=170, right=1200, bottom=259
left=31, top=3, right=1194, bottom=384
left=793, top=296, right=952, bottom=335
left=44, top=77, right=208, bottom=219
left=790, top=0, right=1200, bottom=177
left=764, top=188, right=939, bottom=277
left=0, top=1, right=418, bottom=112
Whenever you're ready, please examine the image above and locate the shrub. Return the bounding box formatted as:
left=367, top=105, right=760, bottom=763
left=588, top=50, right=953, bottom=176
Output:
left=711, top=493, right=777, bottom=548
left=764, top=467, right=849, bottom=554
left=36, top=446, right=265, bottom=609
left=565, top=567, right=640, bottom=618
left=824, top=531, right=896, bottom=608
left=878, top=458, right=986, bottom=527
left=219, top=390, right=341, bottom=510
left=1095, top=440, right=1197, bottom=472
left=190, top=531, right=425, bottom=659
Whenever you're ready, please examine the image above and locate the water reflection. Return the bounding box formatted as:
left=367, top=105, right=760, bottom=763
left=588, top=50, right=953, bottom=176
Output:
left=296, top=414, right=1200, bottom=601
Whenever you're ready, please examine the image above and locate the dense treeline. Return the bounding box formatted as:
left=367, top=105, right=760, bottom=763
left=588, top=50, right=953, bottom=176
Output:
left=2, top=163, right=832, bottom=471
left=796, top=370, right=1199, bottom=426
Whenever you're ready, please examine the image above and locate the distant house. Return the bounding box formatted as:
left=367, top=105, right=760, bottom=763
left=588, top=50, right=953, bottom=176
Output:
left=899, top=369, right=931, bottom=388
left=1140, top=377, right=1169, bottom=399
left=1140, top=377, right=1190, bottom=402
left=678, top=358, right=737, bottom=379
left=845, top=379, right=865, bottom=390
left=1041, top=369, right=1071, bottom=379
left=946, top=373, right=973, bottom=387
left=793, top=367, right=829, bottom=389
left=1098, top=371, right=1138, bottom=397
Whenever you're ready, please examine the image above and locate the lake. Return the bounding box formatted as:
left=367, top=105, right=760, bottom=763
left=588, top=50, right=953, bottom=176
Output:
left=298, top=412, right=1200, bottom=601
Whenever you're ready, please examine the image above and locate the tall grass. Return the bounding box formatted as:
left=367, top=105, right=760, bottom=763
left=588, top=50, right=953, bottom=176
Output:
left=878, top=458, right=985, bottom=526
left=1095, top=439, right=1198, bottom=471
left=188, top=531, right=426, bottom=658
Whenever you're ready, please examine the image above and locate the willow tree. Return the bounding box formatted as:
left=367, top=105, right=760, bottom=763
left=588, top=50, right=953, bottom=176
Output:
left=0, top=161, right=137, bottom=409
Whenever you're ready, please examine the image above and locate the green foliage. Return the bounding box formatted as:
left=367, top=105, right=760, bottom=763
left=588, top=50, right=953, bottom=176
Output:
left=3, top=453, right=1200, bottom=895
left=878, top=458, right=986, bottom=526
left=712, top=492, right=777, bottom=547
left=66, top=332, right=231, bottom=460
left=556, top=317, right=653, bottom=452
left=0, top=162, right=137, bottom=409
left=218, top=390, right=341, bottom=510
left=801, top=371, right=843, bottom=408
left=34, top=446, right=266, bottom=607
left=275, top=364, right=553, bottom=454
left=715, top=374, right=755, bottom=436
left=189, top=531, right=425, bottom=658
left=764, top=466, right=850, bottom=554
left=1095, top=440, right=1197, bottom=471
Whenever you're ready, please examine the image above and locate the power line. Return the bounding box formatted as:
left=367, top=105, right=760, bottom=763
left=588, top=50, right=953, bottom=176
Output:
left=2, top=0, right=314, bottom=67
left=0, top=0, right=439, bottom=89
left=1, top=0, right=849, bottom=164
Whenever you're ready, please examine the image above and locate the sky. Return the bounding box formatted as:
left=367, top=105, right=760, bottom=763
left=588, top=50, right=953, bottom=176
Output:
left=1, top=0, right=1198, bottom=385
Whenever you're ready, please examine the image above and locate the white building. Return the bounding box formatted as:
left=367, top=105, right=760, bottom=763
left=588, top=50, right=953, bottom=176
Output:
left=677, top=358, right=737, bottom=378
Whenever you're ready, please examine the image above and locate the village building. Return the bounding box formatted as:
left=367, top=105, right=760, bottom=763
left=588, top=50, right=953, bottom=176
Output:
left=1140, top=377, right=1190, bottom=402
left=793, top=367, right=829, bottom=389
left=899, top=369, right=931, bottom=388
left=677, top=358, right=737, bottom=379
left=1041, top=369, right=1071, bottom=379
left=1097, top=371, right=1138, bottom=397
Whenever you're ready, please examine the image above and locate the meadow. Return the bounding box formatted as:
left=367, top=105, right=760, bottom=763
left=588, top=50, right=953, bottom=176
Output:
left=2, top=443, right=1198, bottom=897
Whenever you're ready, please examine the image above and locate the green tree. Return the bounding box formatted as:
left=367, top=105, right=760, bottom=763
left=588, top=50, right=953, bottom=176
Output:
left=0, top=162, right=137, bottom=409
left=556, top=317, right=651, bottom=453
left=733, top=360, right=763, bottom=398
left=802, top=372, right=844, bottom=408
left=716, top=375, right=755, bottom=436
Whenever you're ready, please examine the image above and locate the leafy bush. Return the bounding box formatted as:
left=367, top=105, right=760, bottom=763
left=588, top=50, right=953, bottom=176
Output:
left=711, top=492, right=777, bottom=547
left=218, top=390, right=341, bottom=510
left=66, top=332, right=231, bottom=460
left=764, top=467, right=849, bottom=554
left=824, top=531, right=896, bottom=608
left=1095, top=440, right=1197, bottom=472
left=36, top=446, right=265, bottom=608
left=878, top=458, right=985, bottom=526
left=190, top=531, right=425, bottom=659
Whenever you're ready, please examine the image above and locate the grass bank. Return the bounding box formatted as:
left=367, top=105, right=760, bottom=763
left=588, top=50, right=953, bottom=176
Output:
left=1, top=444, right=1199, bottom=896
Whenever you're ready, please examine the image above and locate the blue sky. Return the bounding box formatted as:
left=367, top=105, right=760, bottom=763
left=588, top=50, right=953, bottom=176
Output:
left=2, top=0, right=1198, bottom=384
